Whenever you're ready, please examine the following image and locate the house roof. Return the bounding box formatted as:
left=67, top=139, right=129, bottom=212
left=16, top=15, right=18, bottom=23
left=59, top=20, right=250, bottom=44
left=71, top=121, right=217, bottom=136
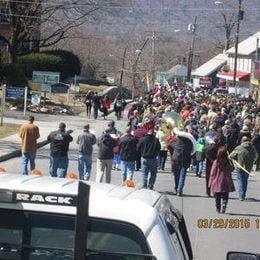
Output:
left=217, top=70, right=250, bottom=81
left=192, top=53, right=227, bottom=77
left=226, top=31, right=260, bottom=55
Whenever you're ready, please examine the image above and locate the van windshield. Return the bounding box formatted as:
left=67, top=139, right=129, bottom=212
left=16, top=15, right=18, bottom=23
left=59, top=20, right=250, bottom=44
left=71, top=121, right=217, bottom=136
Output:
left=0, top=209, right=156, bottom=260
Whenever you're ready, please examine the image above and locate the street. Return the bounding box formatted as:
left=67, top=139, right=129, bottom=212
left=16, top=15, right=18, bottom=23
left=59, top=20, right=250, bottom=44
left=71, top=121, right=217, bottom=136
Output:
left=1, top=111, right=260, bottom=260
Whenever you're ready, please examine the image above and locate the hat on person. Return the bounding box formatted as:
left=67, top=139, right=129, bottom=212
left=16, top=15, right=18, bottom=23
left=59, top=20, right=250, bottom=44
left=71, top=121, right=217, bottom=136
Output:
left=59, top=122, right=66, bottom=129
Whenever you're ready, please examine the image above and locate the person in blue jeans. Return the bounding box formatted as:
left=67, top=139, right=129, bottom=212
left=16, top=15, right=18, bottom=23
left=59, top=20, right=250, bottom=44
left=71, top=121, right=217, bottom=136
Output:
left=168, top=132, right=195, bottom=196
left=47, top=122, right=73, bottom=178
left=137, top=128, right=161, bottom=190
left=119, top=127, right=138, bottom=184
left=229, top=136, right=257, bottom=201
left=19, top=115, right=40, bottom=175
left=77, top=124, right=96, bottom=180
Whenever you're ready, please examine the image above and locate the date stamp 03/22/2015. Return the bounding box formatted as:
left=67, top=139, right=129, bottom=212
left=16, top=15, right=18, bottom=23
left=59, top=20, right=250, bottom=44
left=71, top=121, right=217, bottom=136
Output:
left=197, top=218, right=260, bottom=229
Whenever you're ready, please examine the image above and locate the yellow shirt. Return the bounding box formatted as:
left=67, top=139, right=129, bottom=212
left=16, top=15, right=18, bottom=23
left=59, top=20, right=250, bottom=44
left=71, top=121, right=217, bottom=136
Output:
left=19, top=123, right=40, bottom=153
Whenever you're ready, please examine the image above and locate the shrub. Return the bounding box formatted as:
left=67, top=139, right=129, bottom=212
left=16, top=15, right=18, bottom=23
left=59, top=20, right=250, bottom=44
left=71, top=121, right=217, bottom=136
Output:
left=19, top=50, right=81, bottom=80
left=43, top=50, right=81, bottom=79
left=19, top=53, right=63, bottom=78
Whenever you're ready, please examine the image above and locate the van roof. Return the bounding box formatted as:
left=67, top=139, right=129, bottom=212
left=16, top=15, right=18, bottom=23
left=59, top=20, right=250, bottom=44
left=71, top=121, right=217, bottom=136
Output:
left=0, top=174, right=162, bottom=234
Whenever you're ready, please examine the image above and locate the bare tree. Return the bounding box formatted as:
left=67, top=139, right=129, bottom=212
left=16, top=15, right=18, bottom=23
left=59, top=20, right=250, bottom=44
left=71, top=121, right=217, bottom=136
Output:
left=0, top=0, right=100, bottom=64
left=216, top=12, right=236, bottom=51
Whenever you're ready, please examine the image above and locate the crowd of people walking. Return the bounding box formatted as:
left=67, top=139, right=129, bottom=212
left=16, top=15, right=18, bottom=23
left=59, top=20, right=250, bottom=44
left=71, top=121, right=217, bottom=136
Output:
left=19, top=82, right=260, bottom=214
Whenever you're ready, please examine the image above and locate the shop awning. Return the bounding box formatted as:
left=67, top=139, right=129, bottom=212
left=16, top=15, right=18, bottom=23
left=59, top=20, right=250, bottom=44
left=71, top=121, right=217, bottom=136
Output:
left=216, top=70, right=250, bottom=81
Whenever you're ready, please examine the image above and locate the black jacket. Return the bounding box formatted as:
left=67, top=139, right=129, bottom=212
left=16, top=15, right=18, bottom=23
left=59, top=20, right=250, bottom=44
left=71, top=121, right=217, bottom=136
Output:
left=119, top=134, right=138, bottom=161
left=47, top=130, right=73, bottom=157
left=97, top=133, right=117, bottom=160
left=252, top=133, right=260, bottom=153
left=137, top=134, right=161, bottom=159
left=170, top=136, right=193, bottom=168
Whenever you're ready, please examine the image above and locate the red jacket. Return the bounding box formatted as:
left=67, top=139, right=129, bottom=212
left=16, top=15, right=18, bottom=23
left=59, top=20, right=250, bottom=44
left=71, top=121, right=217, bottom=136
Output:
left=209, top=160, right=235, bottom=193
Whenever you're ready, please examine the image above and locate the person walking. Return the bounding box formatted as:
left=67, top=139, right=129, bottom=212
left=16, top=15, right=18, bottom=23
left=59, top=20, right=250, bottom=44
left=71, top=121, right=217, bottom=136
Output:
left=169, top=132, right=194, bottom=196
left=114, top=94, right=125, bottom=120
left=119, top=127, right=138, bottom=184
left=204, top=136, right=220, bottom=197
left=100, top=95, right=111, bottom=120
left=252, top=125, right=260, bottom=171
left=77, top=124, right=96, bottom=180
left=96, top=128, right=117, bottom=183
left=85, top=91, right=93, bottom=118
left=47, top=122, right=73, bottom=178
left=92, top=92, right=101, bottom=120
left=137, top=128, right=161, bottom=190
left=19, top=115, right=40, bottom=175
left=156, top=125, right=169, bottom=171
left=209, top=146, right=235, bottom=213
left=195, top=130, right=205, bottom=177
left=229, top=136, right=257, bottom=201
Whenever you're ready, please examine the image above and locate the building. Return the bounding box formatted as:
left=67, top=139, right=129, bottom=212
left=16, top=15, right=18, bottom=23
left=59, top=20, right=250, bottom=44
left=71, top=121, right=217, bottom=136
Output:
left=217, top=31, right=260, bottom=98
left=192, top=53, right=227, bottom=89
left=192, top=31, right=260, bottom=100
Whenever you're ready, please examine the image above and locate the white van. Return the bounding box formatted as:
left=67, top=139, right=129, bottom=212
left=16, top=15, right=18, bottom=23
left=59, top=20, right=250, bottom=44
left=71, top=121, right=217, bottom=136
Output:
left=0, top=174, right=193, bottom=260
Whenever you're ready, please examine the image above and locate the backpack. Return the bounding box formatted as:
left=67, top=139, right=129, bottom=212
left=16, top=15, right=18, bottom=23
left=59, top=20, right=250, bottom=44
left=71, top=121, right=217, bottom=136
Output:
left=116, top=100, right=122, bottom=107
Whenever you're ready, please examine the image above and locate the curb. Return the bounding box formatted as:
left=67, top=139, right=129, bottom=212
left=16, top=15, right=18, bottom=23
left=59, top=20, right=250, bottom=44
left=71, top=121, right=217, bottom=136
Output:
left=0, top=140, right=49, bottom=163
left=0, top=99, right=134, bottom=163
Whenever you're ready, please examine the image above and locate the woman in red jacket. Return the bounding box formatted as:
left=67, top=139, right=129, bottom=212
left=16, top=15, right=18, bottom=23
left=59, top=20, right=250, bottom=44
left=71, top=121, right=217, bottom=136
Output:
left=101, top=95, right=111, bottom=120
left=209, top=146, right=235, bottom=213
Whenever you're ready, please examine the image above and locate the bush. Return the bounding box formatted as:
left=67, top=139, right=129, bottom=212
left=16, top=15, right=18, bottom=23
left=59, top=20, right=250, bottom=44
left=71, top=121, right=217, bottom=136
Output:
left=43, top=50, right=81, bottom=79
left=19, top=53, right=63, bottom=78
left=18, top=50, right=81, bottom=80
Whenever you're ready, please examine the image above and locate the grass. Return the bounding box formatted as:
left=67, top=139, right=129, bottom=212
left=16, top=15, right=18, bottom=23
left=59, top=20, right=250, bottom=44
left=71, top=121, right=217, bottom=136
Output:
left=0, top=123, right=20, bottom=138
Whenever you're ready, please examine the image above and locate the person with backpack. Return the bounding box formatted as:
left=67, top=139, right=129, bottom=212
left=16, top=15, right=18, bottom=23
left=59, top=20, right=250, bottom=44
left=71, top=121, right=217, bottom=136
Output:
left=114, top=94, right=125, bottom=120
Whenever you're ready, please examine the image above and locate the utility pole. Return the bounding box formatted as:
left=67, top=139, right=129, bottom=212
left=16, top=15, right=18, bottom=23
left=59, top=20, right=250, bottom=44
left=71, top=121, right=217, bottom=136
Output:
left=132, top=38, right=150, bottom=99
left=233, top=0, right=243, bottom=93
left=151, top=32, right=155, bottom=86
left=187, top=16, right=197, bottom=83
left=119, top=47, right=127, bottom=86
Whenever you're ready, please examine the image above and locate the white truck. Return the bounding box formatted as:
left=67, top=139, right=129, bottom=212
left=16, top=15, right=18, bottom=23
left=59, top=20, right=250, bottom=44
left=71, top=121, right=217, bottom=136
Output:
left=0, top=173, right=193, bottom=260
left=0, top=174, right=257, bottom=260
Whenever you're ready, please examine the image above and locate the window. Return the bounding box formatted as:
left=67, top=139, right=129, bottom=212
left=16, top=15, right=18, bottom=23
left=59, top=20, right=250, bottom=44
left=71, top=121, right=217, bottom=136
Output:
left=0, top=7, right=10, bottom=24
left=0, top=208, right=155, bottom=260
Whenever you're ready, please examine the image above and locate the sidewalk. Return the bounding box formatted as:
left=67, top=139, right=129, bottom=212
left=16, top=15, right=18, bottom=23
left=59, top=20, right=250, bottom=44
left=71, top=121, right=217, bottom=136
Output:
left=0, top=115, right=53, bottom=162
left=0, top=101, right=133, bottom=162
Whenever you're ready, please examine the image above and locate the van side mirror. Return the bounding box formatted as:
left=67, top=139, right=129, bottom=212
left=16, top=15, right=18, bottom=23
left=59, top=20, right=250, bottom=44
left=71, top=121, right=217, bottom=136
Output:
left=227, top=251, right=260, bottom=260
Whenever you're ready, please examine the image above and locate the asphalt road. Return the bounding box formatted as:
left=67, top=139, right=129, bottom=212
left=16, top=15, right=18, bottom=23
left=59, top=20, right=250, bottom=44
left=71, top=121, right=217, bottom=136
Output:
left=1, top=110, right=260, bottom=260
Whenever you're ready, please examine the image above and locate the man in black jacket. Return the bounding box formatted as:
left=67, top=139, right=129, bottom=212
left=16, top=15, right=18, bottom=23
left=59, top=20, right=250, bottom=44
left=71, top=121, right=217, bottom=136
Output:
left=137, top=128, right=161, bottom=189
left=47, top=122, right=73, bottom=178
left=169, top=135, right=193, bottom=196
left=119, top=127, right=138, bottom=184
left=96, top=128, right=117, bottom=183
